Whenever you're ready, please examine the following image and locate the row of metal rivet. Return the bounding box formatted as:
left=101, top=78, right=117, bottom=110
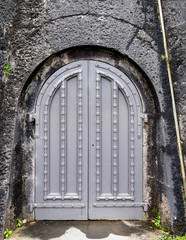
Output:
left=61, top=81, right=66, bottom=196
left=78, top=71, right=83, bottom=198
left=112, top=81, right=119, bottom=196
left=96, top=72, right=102, bottom=199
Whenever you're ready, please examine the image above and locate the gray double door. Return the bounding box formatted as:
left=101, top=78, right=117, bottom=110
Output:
left=35, top=60, right=143, bottom=220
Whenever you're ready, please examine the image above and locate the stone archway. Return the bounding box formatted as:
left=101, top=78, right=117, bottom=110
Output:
left=17, top=47, right=157, bottom=221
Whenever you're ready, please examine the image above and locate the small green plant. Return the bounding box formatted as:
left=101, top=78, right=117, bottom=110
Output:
left=40, top=66, right=46, bottom=72
left=161, top=55, right=170, bottom=62
left=152, top=213, right=186, bottom=240
left=153, top=212, right=161, bottom=228
left=160, top=234, right=186, bottom=240
left=4, top=229, right=13, bottom=239
left=51, top=50, right=56, bottom=54
left=16, top=219, right=22, bottom=227
left=3, top=63, right=12, bottom=75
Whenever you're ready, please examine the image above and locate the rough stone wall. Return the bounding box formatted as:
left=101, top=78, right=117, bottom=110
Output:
left=162, top=0, right=186, bottom=231
left=162, top=0, right=186, bottom=169
left=0, top=0, right=16, bottom=236
left=0, top=0, right=185, bottom=239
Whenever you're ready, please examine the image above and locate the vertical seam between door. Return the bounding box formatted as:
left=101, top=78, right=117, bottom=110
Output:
left=87, top=60, right=90, bottom=219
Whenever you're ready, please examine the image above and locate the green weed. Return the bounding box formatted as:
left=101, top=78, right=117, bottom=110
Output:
left=152, top=212, right=161, bottom=228
left=152, top=213, right=186, bottom=240
left=3, top=63, right=12, bottom=75
left=16, top=219, right=22, bottom=227
left=3, top=229, right=13, bottom=239
left=160, top=234, right=186, bottom=240
left=161, top=55, right=170, bottom=62
left=40, top=66, right=45, bottom=72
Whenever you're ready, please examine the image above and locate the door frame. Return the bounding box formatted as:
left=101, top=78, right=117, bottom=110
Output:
left=33, top=60, right=146, bottom=220
left=18, top=47, right=158, bottom=221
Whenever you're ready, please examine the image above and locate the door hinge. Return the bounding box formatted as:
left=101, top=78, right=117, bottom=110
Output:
left=28, top=113, right=36, bottom=123
left=30, top=203, right=85, bottom=211
left=141, top=113, right=148, bottom=123
left=143, top=202, right=148, bottom=212
left=92, top=202, right=148, bottom=211
left=30, top=204, right=34, bottom=213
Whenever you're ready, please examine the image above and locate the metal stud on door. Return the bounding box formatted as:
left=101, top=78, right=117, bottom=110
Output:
left=34, top=60, right=144, bottom=220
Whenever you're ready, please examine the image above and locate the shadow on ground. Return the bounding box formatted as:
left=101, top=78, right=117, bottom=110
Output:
left=13, top=220, right=150, bottom=239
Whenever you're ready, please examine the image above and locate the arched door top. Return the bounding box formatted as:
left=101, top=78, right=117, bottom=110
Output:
left=36, top=61, right=143, bottom=137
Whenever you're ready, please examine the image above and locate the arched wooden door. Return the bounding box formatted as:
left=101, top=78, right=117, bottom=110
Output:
left=34, top=61, right=144, bottom=220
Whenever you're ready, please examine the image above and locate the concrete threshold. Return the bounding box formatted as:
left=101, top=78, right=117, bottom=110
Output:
left=8, top=220, right=162, bottom=240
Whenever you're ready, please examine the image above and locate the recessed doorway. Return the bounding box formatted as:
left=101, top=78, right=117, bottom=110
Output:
left=34, top=60, right=144, bottom=220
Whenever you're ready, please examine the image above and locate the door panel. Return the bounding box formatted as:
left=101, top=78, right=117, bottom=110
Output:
left=49, top=88, right=60, bottom=195
left=101, top=77, right=112, bottom=195
left=118, top=89, right=129, bottom=194
left=88, top=61, right=143, bottom=219
left=66, top=76, right=79, bottom=195
left=35, top=62, right=88, bottom=220
left=35, top=60, right=143, bottom=220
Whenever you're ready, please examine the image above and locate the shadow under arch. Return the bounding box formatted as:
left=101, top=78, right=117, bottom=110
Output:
left=14, top=46, right=160, bottom=221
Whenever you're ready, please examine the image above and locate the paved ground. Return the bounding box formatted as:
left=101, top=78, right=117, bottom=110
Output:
left=8, top=221, right=162, bottom=240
